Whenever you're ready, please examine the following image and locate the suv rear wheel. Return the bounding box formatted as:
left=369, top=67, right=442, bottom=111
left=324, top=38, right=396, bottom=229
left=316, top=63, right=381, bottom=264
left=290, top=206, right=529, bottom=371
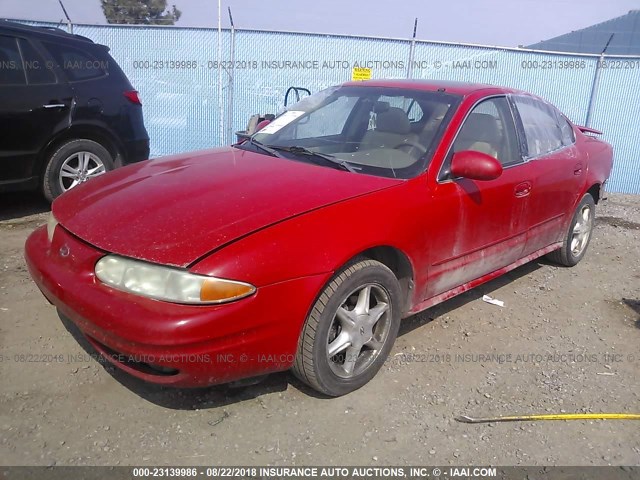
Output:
left=43, top=139, right=114, bottom=202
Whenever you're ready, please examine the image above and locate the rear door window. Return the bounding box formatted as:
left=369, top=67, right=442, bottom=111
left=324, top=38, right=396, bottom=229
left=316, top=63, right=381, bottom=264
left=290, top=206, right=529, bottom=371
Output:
left=18, top=39, right=56, bottom=85
left=513, top=96, right=565, bottom=158
left=556, top=113, right=576, bottom=146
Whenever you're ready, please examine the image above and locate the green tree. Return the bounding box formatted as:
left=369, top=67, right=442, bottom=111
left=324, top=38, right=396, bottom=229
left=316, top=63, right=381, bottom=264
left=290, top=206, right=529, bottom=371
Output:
left=101, top=0, right=182, bottom=25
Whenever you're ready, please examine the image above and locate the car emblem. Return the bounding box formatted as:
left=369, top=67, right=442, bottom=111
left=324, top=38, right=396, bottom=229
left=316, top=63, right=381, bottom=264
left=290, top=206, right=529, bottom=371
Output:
left=59, top=245, right=70, bottom=257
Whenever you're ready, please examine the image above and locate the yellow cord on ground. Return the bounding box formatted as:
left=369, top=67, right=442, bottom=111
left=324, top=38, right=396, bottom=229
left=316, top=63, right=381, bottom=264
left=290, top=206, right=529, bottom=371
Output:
left=455, top=413, right=640, bottom=423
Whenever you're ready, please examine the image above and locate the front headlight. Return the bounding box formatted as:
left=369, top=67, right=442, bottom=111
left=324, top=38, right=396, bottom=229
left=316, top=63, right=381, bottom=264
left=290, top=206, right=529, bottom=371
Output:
left=95, top=255, right=256, bottom=304
left=47, top=212, right=59, bottom=242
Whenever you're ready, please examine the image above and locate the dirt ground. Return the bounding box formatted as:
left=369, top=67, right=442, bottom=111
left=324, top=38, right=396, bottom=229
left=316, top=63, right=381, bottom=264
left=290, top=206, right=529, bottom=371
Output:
left=0, top=191, right=639, bottom=467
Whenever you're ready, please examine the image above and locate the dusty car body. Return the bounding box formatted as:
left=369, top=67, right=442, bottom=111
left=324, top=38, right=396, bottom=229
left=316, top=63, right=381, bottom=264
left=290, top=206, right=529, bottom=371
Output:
left=25, top=80, right=613, bottom=396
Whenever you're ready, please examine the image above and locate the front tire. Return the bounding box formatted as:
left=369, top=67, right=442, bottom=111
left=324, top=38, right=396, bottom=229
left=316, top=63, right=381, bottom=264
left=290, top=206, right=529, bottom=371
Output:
left=43, top=139, right=114, bottom=202
left=293, top=259, right=402, bottom=396
left=547, top=193, right=596, bottom=267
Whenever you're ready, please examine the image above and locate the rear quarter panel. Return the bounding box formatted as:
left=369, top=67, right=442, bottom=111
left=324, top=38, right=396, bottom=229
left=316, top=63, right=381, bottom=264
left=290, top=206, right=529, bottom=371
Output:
left=580, top=131, right=614, bottom=196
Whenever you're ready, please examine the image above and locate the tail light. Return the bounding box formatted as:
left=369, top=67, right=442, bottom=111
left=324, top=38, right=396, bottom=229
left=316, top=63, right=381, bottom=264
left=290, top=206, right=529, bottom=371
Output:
left=124, top=90, right=142, bottom=105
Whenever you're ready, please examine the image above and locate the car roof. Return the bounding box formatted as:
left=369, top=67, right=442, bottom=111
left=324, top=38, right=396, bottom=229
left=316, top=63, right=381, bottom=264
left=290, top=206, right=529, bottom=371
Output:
left=0, top=19, right=95, bottom=44
left=341, top=79, right=522, bottom=96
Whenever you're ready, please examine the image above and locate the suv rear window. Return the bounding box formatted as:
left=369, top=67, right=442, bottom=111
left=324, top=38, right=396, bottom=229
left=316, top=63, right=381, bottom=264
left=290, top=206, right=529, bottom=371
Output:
left=42, top=41, right=107, bottom=82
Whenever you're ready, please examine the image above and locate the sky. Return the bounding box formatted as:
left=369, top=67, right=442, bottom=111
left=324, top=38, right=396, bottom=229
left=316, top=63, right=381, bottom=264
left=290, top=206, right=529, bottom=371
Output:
left=1, top=0, right=638, bottom=46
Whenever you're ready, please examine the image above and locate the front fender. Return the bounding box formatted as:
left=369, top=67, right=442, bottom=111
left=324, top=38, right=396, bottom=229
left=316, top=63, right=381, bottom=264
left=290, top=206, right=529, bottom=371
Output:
left=190, top=180, right=427, bottom=294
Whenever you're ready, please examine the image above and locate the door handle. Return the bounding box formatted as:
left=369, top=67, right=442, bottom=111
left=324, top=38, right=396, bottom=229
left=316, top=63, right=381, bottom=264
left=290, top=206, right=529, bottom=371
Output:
left=43, top=103, right=67, bottom=109
left=515, top=181, right=532, bottom=198
left=573, top=163, right=583, bottom=176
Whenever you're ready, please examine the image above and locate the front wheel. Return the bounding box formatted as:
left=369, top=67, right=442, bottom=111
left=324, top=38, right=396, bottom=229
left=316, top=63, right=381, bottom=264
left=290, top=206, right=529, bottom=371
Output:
left=547, top=193, right=596, bottom=267
left=43, top=139, right=114, bottom=202
left=293, top=259, right=402, bottom=396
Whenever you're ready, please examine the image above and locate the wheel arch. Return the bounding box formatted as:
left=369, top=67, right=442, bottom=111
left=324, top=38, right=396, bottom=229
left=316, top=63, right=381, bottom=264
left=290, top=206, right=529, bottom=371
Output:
left=37, top=124, right=124, bottom=179
left=586, top=182, right=602, bottom=204
left=342, top=245, right=415, bottom=316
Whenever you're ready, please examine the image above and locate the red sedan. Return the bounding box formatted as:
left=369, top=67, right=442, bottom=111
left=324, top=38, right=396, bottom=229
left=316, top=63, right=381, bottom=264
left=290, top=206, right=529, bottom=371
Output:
left=25, top=80, right=613, bottom=396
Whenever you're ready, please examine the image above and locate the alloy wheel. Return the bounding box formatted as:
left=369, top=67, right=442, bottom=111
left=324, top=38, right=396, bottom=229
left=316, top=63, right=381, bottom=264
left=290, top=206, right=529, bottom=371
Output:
left=58, top=151, right=106, bottom=192
left=570, top=204, right=593, bottom=257
left=326, top=283, right=392, bottom=378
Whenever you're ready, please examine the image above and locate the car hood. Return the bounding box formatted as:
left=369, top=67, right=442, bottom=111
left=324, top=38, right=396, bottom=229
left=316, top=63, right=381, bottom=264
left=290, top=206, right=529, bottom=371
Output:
left=53, top=147, right=402, bottom=267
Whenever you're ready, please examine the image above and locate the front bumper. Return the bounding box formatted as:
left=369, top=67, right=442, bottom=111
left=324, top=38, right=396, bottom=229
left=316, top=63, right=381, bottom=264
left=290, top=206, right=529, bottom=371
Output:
left=25, top=225, right=329, bottom=387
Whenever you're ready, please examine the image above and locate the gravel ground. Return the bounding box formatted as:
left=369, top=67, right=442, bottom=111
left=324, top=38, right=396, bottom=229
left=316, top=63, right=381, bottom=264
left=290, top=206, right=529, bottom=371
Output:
left=0, top=191, right=638, bottom=467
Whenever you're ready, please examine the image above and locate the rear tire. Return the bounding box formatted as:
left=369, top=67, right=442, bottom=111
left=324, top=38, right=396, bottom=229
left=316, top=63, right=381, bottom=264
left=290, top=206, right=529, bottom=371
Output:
left=43, top=139, right=114, bottom=202
left=293, top=259, right=402, bottom=396
left=547, top=193, right=595, bottom=267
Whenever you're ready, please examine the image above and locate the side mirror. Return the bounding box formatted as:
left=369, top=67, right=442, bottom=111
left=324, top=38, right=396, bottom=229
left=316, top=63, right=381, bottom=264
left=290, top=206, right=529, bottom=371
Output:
left=450, top=150, right=503, bottom=181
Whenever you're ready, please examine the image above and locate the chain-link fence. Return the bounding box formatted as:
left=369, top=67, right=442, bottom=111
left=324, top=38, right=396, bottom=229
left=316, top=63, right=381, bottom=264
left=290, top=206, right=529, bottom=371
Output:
left=22, top=21, right=640, bottom=193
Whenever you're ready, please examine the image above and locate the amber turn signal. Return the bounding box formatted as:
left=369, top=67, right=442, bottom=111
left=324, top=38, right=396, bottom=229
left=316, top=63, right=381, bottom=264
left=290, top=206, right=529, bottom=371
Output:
left=200, top=278, right=256, bottom=303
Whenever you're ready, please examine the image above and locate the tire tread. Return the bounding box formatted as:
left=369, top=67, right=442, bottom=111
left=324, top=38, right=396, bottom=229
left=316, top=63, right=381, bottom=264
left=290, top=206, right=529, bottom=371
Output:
left=42, top=139, right=113, bottom=202
left=292, top=259, right=395, bottom=395
left=546, top=193, right=595, bottom=267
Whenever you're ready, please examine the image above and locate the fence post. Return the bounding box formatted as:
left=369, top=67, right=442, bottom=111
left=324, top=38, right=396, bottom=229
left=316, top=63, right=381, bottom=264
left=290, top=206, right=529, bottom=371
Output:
left=227, top=7, right=236, bottom=144
left=406, top=18, right=418, bottom=79
left=585, top=56, right=603, bottom=128
left=585, top=34, right=614, bottom=127
left=57, top=0, right=73, bottom=34
left=217, top=0, right=224, bottom=145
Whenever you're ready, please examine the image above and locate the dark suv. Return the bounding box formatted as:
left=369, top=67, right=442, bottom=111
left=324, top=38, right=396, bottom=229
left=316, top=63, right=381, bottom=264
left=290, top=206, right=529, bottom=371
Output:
left=0, top=20, right=150, bottom=201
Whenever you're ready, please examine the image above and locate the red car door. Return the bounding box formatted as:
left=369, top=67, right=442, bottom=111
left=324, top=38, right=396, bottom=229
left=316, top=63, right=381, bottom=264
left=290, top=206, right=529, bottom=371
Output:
left=510, top=96, right=585, bottom=256
left=424, top=95, right=532, bottom=300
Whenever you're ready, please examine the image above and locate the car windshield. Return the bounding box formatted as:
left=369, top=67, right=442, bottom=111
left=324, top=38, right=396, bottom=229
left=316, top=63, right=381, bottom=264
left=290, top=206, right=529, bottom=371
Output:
left=247, top=85, right=461, bottom=179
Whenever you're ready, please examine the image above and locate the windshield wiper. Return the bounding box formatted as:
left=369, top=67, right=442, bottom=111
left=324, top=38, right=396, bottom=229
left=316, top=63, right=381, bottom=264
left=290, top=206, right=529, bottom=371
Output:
left=246, top=138, right=281, bottom=157
left=266, top=145, right=358, bottom=173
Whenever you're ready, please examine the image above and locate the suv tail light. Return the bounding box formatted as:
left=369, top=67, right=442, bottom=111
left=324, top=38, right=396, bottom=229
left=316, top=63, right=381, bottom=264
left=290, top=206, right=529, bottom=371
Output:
left=124, top=90, right=142, bottom=105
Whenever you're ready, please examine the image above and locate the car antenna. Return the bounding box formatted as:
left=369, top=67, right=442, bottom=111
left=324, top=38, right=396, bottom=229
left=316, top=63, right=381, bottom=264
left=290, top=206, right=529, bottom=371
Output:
left=57, top=0, right=73, bottom=34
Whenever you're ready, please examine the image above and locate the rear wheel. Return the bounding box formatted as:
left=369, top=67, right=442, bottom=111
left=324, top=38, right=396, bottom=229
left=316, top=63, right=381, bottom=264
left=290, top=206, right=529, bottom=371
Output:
left=293, top=259, right=402, bottom=396
left=547, top=193, right=595, bottom=267
left=43, top=139, right=114, bottom=202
